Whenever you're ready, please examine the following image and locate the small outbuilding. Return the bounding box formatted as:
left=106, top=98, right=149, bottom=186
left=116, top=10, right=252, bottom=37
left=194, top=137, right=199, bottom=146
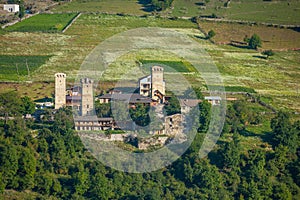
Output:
left=3, top=4, right=19, bottom=13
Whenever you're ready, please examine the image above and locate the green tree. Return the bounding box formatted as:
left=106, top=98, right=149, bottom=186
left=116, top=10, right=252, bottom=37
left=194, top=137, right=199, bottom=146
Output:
left=95, top=101, right=111, bottom=117
left=0, top=142, right=19, bottom=189
left=151, top=0, right=174, bottom=11
left=51, top=178, right=62, bottom=196
left=0, top=91, right=23, bottom=124
left=72, top=163, right=89, bottom=196
left=52, top=107, right=74, bottom=134
left=129, top=104, right=150, bottom=127
left=17, top=147, right=36, bottom=190
left=272, top=183, right=292, bottom=200
left=21, top=96, right=35, bottom=115
left=207, top=30, right=216, bottom=39
left=0, top=172, right=5, bottom=194
left=18, top=2, right=25, bottom=19
left=271, top=111, right=298, bottom=153
left=262, top=49, right=275, bottom=59
left=198, top=100, right=211, bottom=132
left=34, top=172, right=53, bottom=195
left=222, top=133, right=241, bottom=169
left=248, top=34, right=262, bottom=49
left=89, top=172, right=112, bottom=200
left=164, top=95, right=181, bottom=116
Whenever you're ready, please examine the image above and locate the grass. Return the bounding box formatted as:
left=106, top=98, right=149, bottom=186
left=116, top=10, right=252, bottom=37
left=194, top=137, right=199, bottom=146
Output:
left=52, top=0, right=148, bottom=15
left=140, top=60, right=197, bottom=72
left=198, top=21, right=300, bottom=50
left=1, top=189, right=57, bottom=200
left=0, top=55, right=51, bottom=81
left=224, top=86, right=256, bottom=93
left=5, top=13, right=78, bottom=33
left=0, top=81, right=54, bottom=100
left=171, top=0, right=300, bottom=25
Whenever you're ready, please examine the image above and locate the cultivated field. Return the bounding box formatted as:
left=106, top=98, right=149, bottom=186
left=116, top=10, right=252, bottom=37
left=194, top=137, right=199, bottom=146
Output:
left=171, top=0, right=300, bottom=25
left=52, top=0, right=149, bottom=15
left=0, top=55, right=51, bottom=81
left=5, top=13, right=78, bottom=32
left=198, top=21, right=300, bottom=50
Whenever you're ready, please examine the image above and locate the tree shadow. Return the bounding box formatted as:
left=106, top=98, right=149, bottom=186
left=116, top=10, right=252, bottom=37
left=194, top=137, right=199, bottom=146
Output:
left=208, top=149, right=224, bottom=169
left=195, top=2, right=205, bottom=6
left=253, top=55, right=266, bottom=59
left=260, top=131, right=274, bottom=145
left=194, top=35, right=208, bottom=40
left=138, top=0, right=155, bottom=12
left=239, top=128, right=258, bottom=137
left=289, top=27, right=300, bottom=33
left=228, top=43, right=252, bottom=50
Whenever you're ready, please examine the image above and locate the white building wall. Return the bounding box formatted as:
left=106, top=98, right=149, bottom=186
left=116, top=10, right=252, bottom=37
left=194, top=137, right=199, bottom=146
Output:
left=4, top=4, right=19, bottom=13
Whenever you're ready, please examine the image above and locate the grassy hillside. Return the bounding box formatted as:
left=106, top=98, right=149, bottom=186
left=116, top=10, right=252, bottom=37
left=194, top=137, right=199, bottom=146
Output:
left=52, top=0, right=149, bottom=15
left=52, top=0, right=300, bottom=25
left=0, top=55, right=51, bottom=81
left=0, top=13, right=299, bottom=111
left=172, top=0, right=300, bottom=25
left=199, top=21, right=300, bottom=50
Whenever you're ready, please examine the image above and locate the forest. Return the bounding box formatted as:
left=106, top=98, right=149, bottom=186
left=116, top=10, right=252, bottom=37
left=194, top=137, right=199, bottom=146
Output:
left=0, top=91, right=300, bottom=199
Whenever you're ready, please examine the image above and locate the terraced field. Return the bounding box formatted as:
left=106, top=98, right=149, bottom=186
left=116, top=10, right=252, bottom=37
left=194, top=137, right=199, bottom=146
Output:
left=172, top=0, right=300, bottom=25
left=199, top=20, right=300, bottom=50
left=0, top=55, right=51, bottom=81
left=5, top=13, right=78, bottom=33
left=52, top=0, right=148, bottom=15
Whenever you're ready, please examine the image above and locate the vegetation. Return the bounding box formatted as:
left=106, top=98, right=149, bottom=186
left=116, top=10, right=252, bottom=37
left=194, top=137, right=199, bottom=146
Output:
left=0, top=92, right=300, bottom=199
left=245, top=34, right=262, bottom=50
left=140, top=59, right=197, bottom=72
left=150, top=0, right=174, bottom=11
left=0, top=55, right=51, bottom=81
left=198, top=20, right=300, bottom=50
left=0, top=2, right=300, bottom=197
left=207, top=29, right=216, bottom=39
left=262, top=49, right=275, bottom=59
left=171, top=0, right=300, bottom=25
left=52, top=0, right=148, bottom=15
left=164, top=95, right=181, bottom=116
left=5, top=13, right=78, bottom=32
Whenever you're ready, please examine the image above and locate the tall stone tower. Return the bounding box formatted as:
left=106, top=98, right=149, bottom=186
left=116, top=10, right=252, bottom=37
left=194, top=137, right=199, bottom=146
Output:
left=81, top=78, right=94, bottom=116
left=55, top=73, right=66, bottom=109
left=151, top=66, right=165, bottom=103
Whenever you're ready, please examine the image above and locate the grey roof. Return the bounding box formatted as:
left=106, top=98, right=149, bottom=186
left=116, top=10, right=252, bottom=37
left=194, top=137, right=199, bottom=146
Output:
left=74, top=116, right=113, bottom=122
left=98, top=93, right=152, bottom=103
left=66, top=96, right=81, bottom=101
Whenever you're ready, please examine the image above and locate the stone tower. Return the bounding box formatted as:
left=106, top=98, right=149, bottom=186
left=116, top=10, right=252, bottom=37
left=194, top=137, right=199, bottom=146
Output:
left=151, top=66, right=165, bottom=103
left=55, top=73, right=66, bottom=109
left=81, top=78, right=94, bottom=116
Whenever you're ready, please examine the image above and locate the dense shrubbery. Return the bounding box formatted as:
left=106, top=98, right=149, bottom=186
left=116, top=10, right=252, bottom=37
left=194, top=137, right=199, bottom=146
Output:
left=151, top=0, right=174, bottom=11
left=0, top=92, right=299, bottom=199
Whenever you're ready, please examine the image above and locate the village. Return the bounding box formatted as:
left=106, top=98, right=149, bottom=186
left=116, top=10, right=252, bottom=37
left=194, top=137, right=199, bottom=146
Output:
left=54, top=65, right=223, bottom=150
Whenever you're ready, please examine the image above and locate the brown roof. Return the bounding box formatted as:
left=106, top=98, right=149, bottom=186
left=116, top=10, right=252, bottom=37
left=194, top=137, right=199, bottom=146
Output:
left=179, top=99, right=201, bottom=107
